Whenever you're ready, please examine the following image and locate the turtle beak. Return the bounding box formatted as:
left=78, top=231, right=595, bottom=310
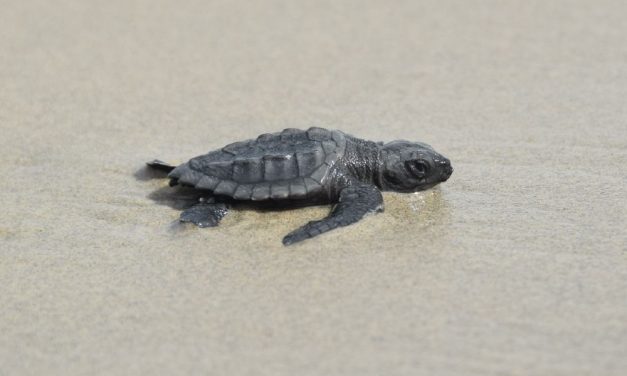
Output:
left=441, top=163, right=453, bottom=182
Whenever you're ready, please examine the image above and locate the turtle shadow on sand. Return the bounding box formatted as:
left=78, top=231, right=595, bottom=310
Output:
left=133, top=164, right=169, bottom=182
left=136, top=165, right=203, bottom=210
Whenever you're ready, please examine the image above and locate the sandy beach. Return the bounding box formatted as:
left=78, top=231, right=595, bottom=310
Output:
left=1, top=1, right=626, bottom=374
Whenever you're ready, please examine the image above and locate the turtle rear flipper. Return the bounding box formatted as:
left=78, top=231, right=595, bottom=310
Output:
left=282, top=184, right=384, bottom=245
left=146, top=159, right=176, bottom=173
left=180, top=200, right=229, bottom=227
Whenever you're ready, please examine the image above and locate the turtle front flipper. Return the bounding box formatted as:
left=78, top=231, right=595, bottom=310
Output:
left=180, top=199, right=229, bottom=227
left=282, top=184, right=384, bottom=245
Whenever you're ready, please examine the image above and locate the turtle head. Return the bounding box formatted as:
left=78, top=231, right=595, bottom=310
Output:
left=379, top=140, right=453, bottom=192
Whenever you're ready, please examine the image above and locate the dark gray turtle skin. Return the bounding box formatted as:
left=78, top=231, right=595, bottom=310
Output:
left=147, top=127, right=453, bottom=245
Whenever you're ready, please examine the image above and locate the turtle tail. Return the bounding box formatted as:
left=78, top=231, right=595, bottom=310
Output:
left=146, top=159, right=176, bottom=173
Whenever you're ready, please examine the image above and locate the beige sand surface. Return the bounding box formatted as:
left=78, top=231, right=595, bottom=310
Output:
left=1, top=1, right=626, bottom=375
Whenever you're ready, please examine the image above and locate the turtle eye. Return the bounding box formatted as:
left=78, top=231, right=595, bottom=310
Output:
left=405, top=160, right=430, bottom=178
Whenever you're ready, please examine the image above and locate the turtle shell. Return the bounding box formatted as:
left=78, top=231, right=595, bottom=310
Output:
left=168, top=127, right=347, bottom=200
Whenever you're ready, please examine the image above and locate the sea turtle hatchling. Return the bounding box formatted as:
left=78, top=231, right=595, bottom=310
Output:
left=147, top=127, right=453, bottom=245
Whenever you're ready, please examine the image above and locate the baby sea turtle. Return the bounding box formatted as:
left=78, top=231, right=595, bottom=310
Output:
left=147, top=127, right=453, bottom=245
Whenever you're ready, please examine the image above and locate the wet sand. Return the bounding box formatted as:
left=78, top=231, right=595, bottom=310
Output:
left=1, top=1, right=626, bottom=375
